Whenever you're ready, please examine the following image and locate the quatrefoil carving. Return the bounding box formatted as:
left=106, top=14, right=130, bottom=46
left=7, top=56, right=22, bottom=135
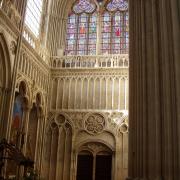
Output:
left=85, top=114, right=105, bottom=134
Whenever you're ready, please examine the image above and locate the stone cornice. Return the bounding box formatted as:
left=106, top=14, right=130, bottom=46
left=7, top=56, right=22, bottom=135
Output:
left=51, top=68, right=128, bottom=77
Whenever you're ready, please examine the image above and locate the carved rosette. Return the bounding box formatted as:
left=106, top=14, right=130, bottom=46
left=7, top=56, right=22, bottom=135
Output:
left=85, top=114, right=105, bottom=135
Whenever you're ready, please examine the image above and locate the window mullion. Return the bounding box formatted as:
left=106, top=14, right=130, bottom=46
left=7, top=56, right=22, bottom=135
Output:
left=110, top=12, right=113, bottom=54
left=121, top=11, right=125, bottom=54
left=87, top=14, right=90, bottom=55
left=75, top=15, right=79, bottom=55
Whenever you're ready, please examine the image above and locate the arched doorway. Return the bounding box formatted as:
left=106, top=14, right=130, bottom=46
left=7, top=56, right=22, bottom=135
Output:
left=76, top=142, right=113, bottom=180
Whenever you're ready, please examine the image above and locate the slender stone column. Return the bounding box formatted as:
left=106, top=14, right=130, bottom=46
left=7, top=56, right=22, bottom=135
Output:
left=128, top=0, right=180, bottom=180
left=22, top=106, right=30, bottom=154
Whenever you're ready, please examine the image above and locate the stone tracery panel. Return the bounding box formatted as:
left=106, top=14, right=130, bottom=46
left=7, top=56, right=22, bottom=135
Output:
left=18, top=49, right=50, bottom=93
left=79, top=142, right=112, bottom=155
left=42, top=114, right=72, bottom=180
left=50, top=71, right=128, bottom=111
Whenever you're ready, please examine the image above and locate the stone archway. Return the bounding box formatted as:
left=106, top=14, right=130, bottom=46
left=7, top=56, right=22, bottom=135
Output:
left=0, top=33, right=11, bottom=138
left=26, top=93, right=44, bottom=170
left=42, top=114, right=73, bottom=180
left=76, top=142, right=113, bottom=180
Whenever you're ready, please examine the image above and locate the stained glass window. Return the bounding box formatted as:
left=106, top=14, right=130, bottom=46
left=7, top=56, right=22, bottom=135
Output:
left=66, top=12, right=97, bottom=55
left=66, top=0, right=128, bottom=55
left=102, top=12, right=111, bottom=54
left=66, top=0, right=97, bottom=55
left=25, top=0, right=43, bottom=37
left=77, top=13, right=88, bottom=55
left=88, top=13, right=97, bottom=55
left=102, top=0, right=128, bottom=54
left=106, top=0, right=128, bottom=12
left=72, top=0, right=97, bottom=14
left=111, top=11, right=128, bottom=54
left=66, top=13, right=77, bottom=55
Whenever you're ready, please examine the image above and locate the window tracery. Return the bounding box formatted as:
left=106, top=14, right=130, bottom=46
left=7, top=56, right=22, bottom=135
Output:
left=102, top=0, right=128, bottom=54
left=66, top=0, right=128, bottom=55
left=72, top=0, right=97, bottom=14
left=106, top=0, right=128, bottom=12
left=66, top=0, right=97, bottom=55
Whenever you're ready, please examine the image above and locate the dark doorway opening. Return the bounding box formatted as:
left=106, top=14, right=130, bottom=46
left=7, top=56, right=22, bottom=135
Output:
left=76, top=154, right=93, bottom=180
left=95, top=155, right=112, bottom=180
left=76, top=151, right=112, bottom=180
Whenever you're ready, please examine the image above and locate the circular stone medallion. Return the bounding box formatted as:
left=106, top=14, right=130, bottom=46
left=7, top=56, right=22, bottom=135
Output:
left=85, top=114, right=105, bottom=135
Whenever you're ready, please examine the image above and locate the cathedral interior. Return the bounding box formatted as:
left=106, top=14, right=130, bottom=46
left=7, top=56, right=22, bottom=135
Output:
left=0, top=0, right=179, bottom=180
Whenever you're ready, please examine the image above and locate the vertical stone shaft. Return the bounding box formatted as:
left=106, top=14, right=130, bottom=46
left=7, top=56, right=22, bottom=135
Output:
left=128, top=0, right=180, bottom=179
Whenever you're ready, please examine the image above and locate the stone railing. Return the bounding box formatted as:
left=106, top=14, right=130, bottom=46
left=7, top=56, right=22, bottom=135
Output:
left=51, top=54, right=129, bottom=69
left=23, top=26, right=50, bottom=65
left=23, top=26, right=37, bottom=48
left=0, top=0, right=21, bottom=29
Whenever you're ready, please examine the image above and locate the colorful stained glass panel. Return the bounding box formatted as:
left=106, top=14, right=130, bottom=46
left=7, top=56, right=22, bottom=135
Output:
left=106, top=0, right=128, bottom=12
left=73, top=0, right=97, bottom=14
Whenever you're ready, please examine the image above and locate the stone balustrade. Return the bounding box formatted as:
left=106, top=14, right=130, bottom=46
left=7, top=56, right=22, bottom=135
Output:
left=51, top=54, right=129, bottom=69
left=23, top=26, right=37, bottom=48
left=23, top=26, right=50, bottom=65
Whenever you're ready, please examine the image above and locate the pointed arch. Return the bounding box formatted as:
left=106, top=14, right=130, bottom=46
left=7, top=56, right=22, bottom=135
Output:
left=0, top=32, right=11, bottom=89
left=0, top=32, right=11, bottom=138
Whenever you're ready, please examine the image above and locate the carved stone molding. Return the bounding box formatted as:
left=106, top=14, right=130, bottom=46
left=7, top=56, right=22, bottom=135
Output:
left=47, top=114, right=72, bottom=131
left=119, top=123, right=128, bottom=133
left=1, top=0, right=21, bottom=28
left=85, top=113, right=105, bottom=135
left=80, top=142, right=111, bottom=154
left=10, top=40, right=16, bottom=54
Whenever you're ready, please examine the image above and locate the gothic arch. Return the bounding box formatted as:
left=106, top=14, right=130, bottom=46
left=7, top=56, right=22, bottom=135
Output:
left=10, top=81, right=29, bottom=138
left=15, top=79, right=31, bottom=100
left=0, top=32, right=11, bottom=138
left=0, top=32, right=11, bottom=89
left=27, top=93, right=44, bottom=160
left=42, top=113, right=73, bottom=179
left=76, top=140, right=115, bottom=153
left=46, top=112, right=74, bottom=133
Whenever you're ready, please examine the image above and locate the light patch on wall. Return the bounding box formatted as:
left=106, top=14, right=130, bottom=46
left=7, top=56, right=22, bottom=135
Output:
left=25, top=0, right=43, bottom=37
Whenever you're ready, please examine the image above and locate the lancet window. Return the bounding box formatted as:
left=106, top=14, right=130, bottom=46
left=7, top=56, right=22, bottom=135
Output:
left=66, top=0, right=97, bottom=55
left=25, top=0, right=43, bottom=37
left=102, top=0, right=128, bottom=54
